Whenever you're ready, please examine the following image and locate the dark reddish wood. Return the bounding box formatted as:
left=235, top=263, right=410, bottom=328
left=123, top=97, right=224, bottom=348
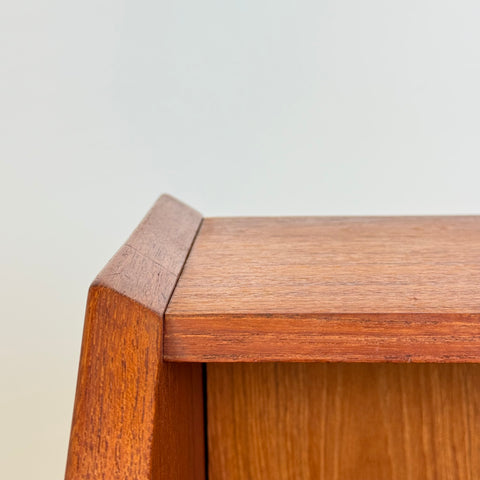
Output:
left=165, top=216, right=480, bottom=362
left=65, top=195, right=204, bottom=480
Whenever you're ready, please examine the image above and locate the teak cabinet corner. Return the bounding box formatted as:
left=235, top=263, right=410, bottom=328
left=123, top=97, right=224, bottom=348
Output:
left=66, top=194, right=480, bottom=480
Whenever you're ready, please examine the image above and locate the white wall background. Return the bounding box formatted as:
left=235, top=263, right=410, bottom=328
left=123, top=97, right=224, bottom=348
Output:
left=1, top=0, right=480, bottom=478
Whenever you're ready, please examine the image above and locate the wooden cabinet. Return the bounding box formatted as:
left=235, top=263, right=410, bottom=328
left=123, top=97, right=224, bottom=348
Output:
left=65, top=195, right=480, bottom=479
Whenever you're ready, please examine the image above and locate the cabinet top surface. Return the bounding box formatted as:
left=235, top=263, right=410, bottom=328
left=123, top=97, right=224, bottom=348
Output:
left=167, top=216, right=480, bottom=316
left=165, top=216, right=480, bottom=361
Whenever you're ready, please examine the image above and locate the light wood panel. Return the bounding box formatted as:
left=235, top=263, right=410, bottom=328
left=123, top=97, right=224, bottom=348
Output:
left=65, top=195, right=205, bottom=480
left=166, top=216, right=480, bottom=361
left=207, top=363, right=480, bottom=480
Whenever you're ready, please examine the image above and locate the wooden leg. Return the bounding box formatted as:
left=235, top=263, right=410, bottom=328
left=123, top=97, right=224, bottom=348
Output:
left=65, top=195, right=205, bottom=480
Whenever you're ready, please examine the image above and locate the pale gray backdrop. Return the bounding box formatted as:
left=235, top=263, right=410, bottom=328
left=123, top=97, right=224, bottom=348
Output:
left=1, top=0, right=480, bottom=478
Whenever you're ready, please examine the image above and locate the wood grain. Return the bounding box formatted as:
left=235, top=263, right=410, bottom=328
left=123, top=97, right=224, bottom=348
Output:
left=65, top=195, right=205, bottom=480
left=207, top=363, right=480, bottom=480
left=165, top=216, right=480, bottom=361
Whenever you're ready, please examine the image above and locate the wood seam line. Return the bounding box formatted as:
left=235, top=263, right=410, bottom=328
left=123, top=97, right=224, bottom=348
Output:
left=162, top=217, right=204, bottom=359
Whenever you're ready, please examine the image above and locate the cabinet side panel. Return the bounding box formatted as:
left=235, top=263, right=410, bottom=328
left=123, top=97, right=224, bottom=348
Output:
left=65, top=195, right=204, bottom=479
